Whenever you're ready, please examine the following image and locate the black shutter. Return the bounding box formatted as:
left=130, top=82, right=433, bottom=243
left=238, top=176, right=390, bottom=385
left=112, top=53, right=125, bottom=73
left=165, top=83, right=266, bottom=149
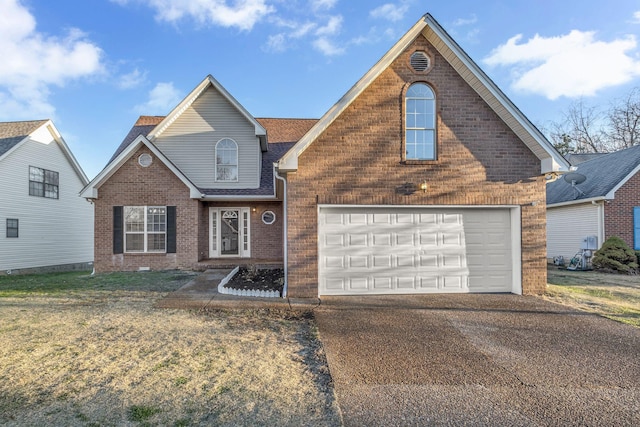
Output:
left=113, top=206, right=123, bottom=254
left=167, top=206, right=176, bottom=253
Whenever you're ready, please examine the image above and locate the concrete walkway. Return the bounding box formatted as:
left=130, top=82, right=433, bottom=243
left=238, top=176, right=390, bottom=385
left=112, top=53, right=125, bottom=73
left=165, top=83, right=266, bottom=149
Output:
left=315, top=294, right=640, bottom=426
left=155, top=269, right=320, bottom=310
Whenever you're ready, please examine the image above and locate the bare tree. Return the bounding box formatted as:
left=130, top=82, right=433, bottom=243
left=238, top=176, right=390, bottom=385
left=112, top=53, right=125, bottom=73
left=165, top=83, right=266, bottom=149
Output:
left=607, top=87, right=640, bottom=150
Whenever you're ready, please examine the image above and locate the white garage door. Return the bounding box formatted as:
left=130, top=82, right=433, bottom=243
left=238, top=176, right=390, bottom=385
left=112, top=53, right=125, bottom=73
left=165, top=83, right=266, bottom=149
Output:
left=318, top=206, right=515, bottom=295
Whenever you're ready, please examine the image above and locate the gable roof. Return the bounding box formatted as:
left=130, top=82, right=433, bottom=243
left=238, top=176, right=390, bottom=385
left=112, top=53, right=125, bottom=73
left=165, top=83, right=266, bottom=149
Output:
left=547, top=144, right=640, bottom=206
left=147, top=75, right=268, bottom=150
left=0, top=120, right=48, bottom=158
left=0, top=119, right=89, bottom=185
left=565, top=152, right=608, bottom=165
left=85, top=114, right=315, bottom=200
left=277, top=13, right=569, bottom=174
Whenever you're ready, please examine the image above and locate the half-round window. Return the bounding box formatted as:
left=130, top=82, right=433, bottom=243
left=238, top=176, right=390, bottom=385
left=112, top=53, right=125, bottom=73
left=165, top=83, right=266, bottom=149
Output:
left=215, top=138, right=238, bottom=181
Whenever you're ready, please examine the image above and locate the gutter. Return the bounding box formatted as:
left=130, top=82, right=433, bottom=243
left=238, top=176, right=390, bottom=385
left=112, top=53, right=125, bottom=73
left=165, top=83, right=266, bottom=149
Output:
left=274, top=164, right=288, bottom=298
left=547, top=196, right=606, bottom=208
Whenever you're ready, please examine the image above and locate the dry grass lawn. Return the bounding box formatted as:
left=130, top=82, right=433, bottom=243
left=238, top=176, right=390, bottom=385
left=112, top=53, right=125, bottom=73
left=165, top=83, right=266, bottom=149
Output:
left=546, top=266, right=640, bottom=327
left=0, top=271, right=341, bottom=426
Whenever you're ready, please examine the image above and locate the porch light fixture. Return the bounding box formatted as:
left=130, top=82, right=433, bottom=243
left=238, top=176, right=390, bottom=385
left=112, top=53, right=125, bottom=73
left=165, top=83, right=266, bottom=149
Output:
left=252, top=207, right=257, bottom=213
left=419, top=181, right=428, bottom=192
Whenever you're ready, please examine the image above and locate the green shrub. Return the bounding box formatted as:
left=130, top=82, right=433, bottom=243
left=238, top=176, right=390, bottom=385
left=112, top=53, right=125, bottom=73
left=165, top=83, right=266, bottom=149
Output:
left=592, top=236, right=639, bottom=273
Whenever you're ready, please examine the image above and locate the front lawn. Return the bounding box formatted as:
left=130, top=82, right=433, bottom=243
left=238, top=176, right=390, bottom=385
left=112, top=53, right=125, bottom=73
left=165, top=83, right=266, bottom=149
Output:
left=546, top=266, right=640, bottom=327
left=0, top=270, right=340, bottom=426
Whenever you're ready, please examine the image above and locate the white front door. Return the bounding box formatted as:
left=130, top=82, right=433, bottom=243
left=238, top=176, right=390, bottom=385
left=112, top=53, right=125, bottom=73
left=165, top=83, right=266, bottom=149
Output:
left=209, top=207, right=250, bottom=258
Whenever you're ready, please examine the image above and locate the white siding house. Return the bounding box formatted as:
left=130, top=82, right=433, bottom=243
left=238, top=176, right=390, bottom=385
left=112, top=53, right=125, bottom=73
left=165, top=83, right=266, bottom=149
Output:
left=0, top=120, right=94, bottom=273
left=547, top=202, right=603, bottom=262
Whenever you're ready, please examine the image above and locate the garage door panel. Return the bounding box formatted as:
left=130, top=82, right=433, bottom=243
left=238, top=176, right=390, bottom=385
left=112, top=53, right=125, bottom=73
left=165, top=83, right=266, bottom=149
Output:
left=318, top=207, right=514, bottom=295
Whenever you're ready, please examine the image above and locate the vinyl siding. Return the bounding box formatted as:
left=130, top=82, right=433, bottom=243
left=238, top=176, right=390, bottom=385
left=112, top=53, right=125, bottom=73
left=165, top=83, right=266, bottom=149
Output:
left=547, top=203, right=602, bottom=262
left=0, top=129, right=94, bottom=271
left=154, top=86, right=261, bottom=189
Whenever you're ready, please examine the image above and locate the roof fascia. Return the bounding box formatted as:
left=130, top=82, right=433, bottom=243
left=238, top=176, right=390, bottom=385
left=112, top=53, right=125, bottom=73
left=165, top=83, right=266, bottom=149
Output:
left=421, top=14, right=569, bottom=174
left=80, top=135, right=201, bottom=199
left=277, top=16, right=428, bottom=172
left=44, top=121, right=90, bottom=185
left=277, top=13, right=570, bottom=174
left=547, top=196, right=605, bottom=208
left=147, top=75, right=268, bottom=150
left=604, top=162, right=640, bottom=199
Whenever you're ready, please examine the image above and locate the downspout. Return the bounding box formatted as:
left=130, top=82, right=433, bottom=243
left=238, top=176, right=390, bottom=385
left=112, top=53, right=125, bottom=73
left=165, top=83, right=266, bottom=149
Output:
left=274, top=164, right=288, bottom=298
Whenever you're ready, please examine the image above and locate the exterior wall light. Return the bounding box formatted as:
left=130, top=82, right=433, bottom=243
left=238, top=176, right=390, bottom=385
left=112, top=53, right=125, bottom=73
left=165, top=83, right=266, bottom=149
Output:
left=419, top=181, right=428, bottom=192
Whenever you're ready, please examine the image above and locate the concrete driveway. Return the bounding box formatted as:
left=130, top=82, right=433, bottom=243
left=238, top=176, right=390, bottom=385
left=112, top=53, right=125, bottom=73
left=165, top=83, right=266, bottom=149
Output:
left=315, top=294, right=640, bottom=426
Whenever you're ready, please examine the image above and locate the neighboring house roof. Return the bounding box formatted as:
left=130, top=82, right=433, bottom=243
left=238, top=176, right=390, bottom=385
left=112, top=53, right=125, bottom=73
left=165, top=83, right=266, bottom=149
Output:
left=0, top=120, right=48, bottom=157
left=277, top=13, right=570, bottom=174
left=565, top=152, right=608, bottom=165
left=0, top=119, right=89, bottom=185
left=547, top=144, right=640, bottom=206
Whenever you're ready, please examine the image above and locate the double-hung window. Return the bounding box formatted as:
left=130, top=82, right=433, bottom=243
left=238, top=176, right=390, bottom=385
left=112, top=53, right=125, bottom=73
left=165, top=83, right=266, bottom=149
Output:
left=215, top=138, right=238, bottom=181
left=29, top=166, right=59, bottom=199
left=124, top=206, right=166, bottom=252
left=6, top=219, right=18, bottom=238
left=405, top=83, right=436, bottom=160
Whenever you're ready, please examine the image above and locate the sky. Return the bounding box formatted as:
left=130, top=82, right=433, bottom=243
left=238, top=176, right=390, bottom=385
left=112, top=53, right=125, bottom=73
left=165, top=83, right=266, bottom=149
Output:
left=2, top=0, right=640, bottom=179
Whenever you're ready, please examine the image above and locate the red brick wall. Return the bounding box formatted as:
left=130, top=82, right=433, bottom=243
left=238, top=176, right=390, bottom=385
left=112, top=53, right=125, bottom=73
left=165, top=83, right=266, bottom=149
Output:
left=94, top=146, right=200, bottom=272
left=285, top=35, right=547, bottom=297
left=604, top=171, right=640, bottom=248
left=94, top=146, right=284, bottom=271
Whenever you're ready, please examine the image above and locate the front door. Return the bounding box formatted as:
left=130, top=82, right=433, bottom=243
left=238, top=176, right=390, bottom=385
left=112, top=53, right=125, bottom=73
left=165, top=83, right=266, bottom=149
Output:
left=209, top=207, right=250, bottom=258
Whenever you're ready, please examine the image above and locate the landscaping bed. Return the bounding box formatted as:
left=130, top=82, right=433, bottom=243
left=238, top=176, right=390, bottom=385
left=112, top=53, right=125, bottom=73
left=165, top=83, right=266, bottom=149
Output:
left=223, top=267, right=284, bottom=294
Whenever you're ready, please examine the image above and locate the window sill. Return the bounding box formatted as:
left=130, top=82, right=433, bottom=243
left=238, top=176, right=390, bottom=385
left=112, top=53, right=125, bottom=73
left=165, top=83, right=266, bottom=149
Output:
left=401, top=159, right=437, bottom=165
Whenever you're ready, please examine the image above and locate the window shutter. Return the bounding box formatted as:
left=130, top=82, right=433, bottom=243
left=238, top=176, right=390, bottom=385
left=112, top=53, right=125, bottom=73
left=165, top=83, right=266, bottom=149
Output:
left=167, top=206, right=176, bottom=253
left=634, top=207, right=640, bottom=250
left=113, top=206, right=123, bottom=254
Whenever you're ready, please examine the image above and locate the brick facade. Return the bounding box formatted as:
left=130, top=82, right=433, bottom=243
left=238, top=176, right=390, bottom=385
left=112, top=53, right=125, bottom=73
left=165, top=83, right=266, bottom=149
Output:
left=93, top=146, right=283, bottom=272
left=285, top=35, right=547, bottom=297
left=604, top=171, right=640, bottom=249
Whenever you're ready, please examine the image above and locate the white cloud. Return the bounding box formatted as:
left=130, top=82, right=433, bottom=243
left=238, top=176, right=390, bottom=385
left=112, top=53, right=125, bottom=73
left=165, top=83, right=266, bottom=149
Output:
left=633, top=11, right=640, bottom=23
left=369, top=2, right=409, bottom=22
left=114, top=0, right=274, bottom=31
left=118, top=68, right=147, bottom=89
left=134, top=82, right=182, bottom=114
left=453, top=14, right=477, bottom=27
left=484, top=30, right=640, bottom=100
left=313, top=37, right=345, bottom=56
left=0, top=0, right=104, bottom=120
left=311, top=0, right=336, bottom=12
left=315, top=15, right=342, bottom=36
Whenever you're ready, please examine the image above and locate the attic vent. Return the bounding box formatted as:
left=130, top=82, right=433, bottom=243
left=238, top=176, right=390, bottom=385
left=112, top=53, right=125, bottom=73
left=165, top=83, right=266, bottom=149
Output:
left=410, top=51, right=430, bottom=72
left=138, top=153, right=153, bottom=167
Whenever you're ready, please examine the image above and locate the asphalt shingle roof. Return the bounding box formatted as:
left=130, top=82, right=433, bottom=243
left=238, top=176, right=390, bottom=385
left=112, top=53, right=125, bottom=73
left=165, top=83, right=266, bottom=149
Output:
left=547, top=144, right=640, bottom=205
left=0, top=120, right=48, bottom=158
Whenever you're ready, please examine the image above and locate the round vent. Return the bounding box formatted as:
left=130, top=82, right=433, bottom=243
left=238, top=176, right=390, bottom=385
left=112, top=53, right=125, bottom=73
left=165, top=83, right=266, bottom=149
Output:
left=410, top=51, right=430, bottom=72
left=138, top=153, right=153, bottom=167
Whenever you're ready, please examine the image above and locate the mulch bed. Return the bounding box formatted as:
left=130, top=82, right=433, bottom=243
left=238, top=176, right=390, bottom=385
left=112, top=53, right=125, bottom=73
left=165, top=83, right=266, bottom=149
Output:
left=223, top=268, right=284, bottom=294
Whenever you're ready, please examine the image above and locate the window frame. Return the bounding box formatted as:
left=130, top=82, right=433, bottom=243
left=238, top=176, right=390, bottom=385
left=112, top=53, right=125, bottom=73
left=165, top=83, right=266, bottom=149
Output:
left=6, top=219, right=18, bottom=238
left=29, top=166, right=59, bottom=199
left=215, top=138, right=239, bottom=182
left=123, top=206, right=167, bottom=253
left=404, top=82, right=437, bottom=161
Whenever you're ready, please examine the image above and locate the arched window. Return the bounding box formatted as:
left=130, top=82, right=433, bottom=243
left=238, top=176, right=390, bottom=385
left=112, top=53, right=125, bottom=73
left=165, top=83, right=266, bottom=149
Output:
left=405, top=83, right=436, bottom=160
left=215, top=138, right=238, bottom=181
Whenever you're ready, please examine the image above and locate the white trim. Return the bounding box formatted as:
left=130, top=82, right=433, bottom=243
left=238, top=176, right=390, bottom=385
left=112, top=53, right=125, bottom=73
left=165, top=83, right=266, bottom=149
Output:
left=277, top=14, right=569, bottom=174
left=547, top=196, right=606, bottom=208
left=147, top=75, right=268, bottom=150
left=80, top=135, right=201, bottom=199
left=510, top=206, right=522, bottom=295
left=605, top=163, right=640, bottom=199
left=208, top=207, right=251, bottom=258
left=274, top=168, right=288, bottom=297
